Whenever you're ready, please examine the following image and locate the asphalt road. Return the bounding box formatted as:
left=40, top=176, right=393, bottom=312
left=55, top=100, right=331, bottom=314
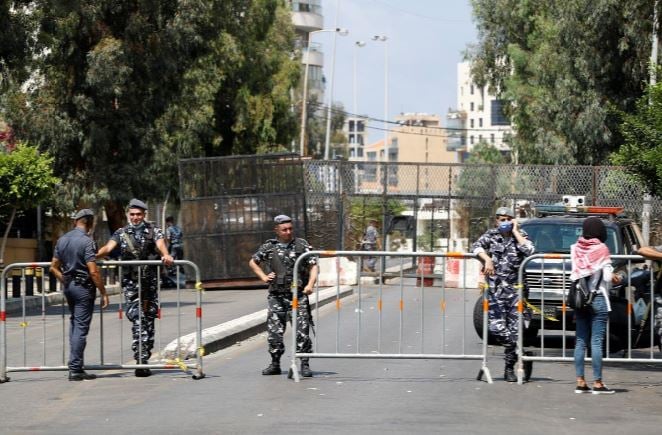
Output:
left=1, top=280, right=662, bottom=434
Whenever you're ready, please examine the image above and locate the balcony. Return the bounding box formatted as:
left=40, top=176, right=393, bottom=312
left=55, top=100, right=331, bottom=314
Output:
left=291, top=1, right=323, bottom=33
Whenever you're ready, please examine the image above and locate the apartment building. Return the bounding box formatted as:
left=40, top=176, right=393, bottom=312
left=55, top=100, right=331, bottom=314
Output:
left=455, top=61, right=512, bottom=157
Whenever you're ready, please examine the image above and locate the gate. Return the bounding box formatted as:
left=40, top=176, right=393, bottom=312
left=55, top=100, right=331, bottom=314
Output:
left=1, top=260, right=204, bottom=382
left=178, top=156, right=662, bottom=283
left=287, top=251, right=493, bottom=383
left=516, top=254, right=662, bottom=384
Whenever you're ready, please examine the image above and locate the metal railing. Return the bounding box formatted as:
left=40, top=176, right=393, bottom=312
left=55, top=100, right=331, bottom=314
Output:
left=287, top=250, right=493, bottom=383
left=0, top=260, right=205, bottom=383
left=516, top=254, right=662, bottom=384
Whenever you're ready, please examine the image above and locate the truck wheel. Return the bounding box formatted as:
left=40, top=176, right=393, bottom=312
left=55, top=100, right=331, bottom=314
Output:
left=473, top=295, right=498, bottom=345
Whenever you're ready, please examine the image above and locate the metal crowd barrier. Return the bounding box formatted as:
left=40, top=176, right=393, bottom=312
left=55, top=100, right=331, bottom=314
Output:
left=516, top=254, right=662, bottom=384
left=0, top=260, right=205, bottom=383
left=288, top=250, right=493, bottom=383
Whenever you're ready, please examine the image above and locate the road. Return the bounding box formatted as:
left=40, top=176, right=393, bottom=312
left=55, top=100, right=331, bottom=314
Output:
left=1, top=279, right=662, bottom=434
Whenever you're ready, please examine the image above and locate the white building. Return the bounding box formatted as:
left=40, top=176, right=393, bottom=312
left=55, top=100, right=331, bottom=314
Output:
left=291, top=1, right=325, bottom=103
left=456, top=61, right=512, bottom=157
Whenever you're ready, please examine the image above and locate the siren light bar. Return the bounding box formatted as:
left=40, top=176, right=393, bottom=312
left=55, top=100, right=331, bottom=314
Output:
left=535, top=204, right=624, bottom=215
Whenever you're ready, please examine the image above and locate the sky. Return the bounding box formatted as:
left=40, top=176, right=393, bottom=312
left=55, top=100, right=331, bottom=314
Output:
left=317, top=0, right=478, bottom=143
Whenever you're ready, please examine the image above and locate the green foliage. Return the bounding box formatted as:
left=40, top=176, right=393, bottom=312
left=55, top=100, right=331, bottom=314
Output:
left=0, top=142, right=59, bottom=261
left=2, top=0, right=300, bottom=216
left=469, top=0, right=654, bottom=164
left=612, top=80, right=662, bottom=196
left=0, top=143, right=59, bottom=211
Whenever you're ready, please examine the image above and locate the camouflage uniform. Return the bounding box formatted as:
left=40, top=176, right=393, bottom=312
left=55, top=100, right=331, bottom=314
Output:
left=361, top=223, right=380, bottom=272
left=252, top=238, right=316, bottom=360
left=111, top=222, right=164, bottom=364
left=472, top=228, right=534, bottom=367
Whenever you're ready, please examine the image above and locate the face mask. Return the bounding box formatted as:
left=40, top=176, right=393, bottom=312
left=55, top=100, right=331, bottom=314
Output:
left=130, top=222, right=146, bottom=232
left=498, top=221, right=513, bottom=233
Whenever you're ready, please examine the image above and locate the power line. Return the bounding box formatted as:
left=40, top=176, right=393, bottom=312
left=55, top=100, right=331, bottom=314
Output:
left=308, top=101, right=513, bottom=134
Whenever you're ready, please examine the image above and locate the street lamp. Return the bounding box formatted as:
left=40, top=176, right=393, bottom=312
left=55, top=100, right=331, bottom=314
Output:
left=372, top=35, right=388, bottom=160
left=299, top=27, right=349, bottom=157
left=353, top=41, right=366, bottom=118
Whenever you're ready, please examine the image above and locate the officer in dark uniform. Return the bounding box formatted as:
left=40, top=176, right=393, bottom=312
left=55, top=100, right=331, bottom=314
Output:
left=249, top=214, right=319, bottom=377
left=472, top=206, right=535, bottom=382
left=96, top=199, right=173, bottom=377
left=51, top=209, right=110, bottom=381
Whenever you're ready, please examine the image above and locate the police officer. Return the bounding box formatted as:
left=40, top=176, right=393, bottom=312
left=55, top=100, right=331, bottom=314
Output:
left=164, top=216, right=184, bottom=287
left=249, top=214, right=319, bottom=377
left=96, top=199, right=173, bottom=377
left=51, top=209, right=110, bottom=381
left=472, top=206, right=535, bottom=382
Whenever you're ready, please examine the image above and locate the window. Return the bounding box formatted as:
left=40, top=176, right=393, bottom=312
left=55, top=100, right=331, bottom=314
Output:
left=491, top=100, right=510, bottom=126
left=470, top=135, right=474, bottom=145
left=349, top=134, right=355, bottom=144
left=470, top=102, right=474, bottom=111
left=357, top=148, right=363, bottom=157
left=470, top=84, right=474, bottom=95
left=470, top=119, right=474, bottom=128
left=349, top=120, right=355, bottom=131
left=490, top=133, right=495, bottom=144
left=479, top=118, right=483, bottom=127
left=357, top=121, right=365, bottom=132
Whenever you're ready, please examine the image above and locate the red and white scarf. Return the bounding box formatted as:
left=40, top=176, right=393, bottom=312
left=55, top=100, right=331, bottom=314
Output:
left=570, top=237, right=611, bottom=281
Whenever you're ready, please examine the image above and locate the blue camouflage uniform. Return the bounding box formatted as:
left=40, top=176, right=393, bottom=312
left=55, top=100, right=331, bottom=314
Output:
left=252, top=238, right=316, bottom=359
left=166, top=224, right=183, bottom=260
left=53, top=227, right=98, bottom=374
left=111, top=222, right=165, bottom=364
left=472, top=227, right=534, bottom=367
left=361, top=223, right=380, bottom=272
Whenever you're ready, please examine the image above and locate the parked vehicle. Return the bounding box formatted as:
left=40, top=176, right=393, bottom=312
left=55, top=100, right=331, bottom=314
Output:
left=473, top=204, right=655, bottom=351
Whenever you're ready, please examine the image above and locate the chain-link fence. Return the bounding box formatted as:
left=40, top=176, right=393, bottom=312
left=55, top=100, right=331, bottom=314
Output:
left=179, top=156, right=662, bottom=282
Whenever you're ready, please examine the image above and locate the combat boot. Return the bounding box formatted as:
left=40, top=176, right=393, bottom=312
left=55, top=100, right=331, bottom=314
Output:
left=135, top=359, right=152, bottom=377
left=504, top=364, right=517, bottom=382
left=300, top=359, right=313, bottom=378
left=262, top=356, right=281, bottom=375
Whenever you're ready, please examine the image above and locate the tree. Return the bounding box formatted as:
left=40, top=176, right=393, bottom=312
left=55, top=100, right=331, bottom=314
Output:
left=612, top=80, right=662, bottom=196
left=2, top=1, right=300, bottom=230
left=468, top=0, right=655, bottom=164
left=0, top=143, right=59, bottom=264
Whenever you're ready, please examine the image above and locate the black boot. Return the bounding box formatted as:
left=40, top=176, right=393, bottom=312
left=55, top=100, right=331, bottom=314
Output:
left=262, top=356, right=281, bottom=375
left=523, top=351, right=533, bottom=382
left=504, top=364, right=517, bottom=382
left=135, top=359, right=152, bottom=377
left=300, top=359, right=313, bottom=378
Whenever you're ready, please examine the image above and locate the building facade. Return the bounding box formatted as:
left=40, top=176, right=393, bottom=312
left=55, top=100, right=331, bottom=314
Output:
left=455, top=61, right=512, bottom=157
left=291, top=1, right=325, bottom=104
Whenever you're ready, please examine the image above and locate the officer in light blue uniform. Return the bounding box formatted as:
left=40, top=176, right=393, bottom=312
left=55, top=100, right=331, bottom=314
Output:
left=472, top=206, right=535, bottom=382
left=51, top=209, right=110, bottom=381
left=97, top=199, right=173, bottom=377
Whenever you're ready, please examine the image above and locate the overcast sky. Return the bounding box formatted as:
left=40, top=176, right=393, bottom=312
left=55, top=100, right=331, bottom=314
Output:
left=316, top=0, right=477, bottom=143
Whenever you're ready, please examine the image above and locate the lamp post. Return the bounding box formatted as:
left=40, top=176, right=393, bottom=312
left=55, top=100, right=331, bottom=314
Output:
left=372, top=35, right=388, bottom=160
left=322, top=27, right=349, bottom=160
left=353, top=41, right=366, bottom=120
left=299, top=27, right=348, bottom=157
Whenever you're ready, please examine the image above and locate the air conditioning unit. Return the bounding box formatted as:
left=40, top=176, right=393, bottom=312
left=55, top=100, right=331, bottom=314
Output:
left=562, top=195, right=585, bottom=208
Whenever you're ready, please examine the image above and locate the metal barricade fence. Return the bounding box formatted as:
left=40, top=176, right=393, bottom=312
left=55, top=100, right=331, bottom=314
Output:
left=288, top=251, right=493, bottom=383
left=516, top=254, right=662, bottom=384
left=0, top=260, right=205, bottom=383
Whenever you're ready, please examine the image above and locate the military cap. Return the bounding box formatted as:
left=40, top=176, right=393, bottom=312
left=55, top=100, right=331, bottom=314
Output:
left=72, top=209, right=94, bottom=220
left=274, top=214, right=292, bottom=224
left=127, top=198, right=148, bottom=210
left=495, top=206, right=515, bottom=218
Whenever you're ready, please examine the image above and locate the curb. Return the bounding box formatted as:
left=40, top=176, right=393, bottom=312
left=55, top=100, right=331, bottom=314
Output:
left=162, top=285, right=354, bottom=360
left=3, top=285, right=122, bottom=315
